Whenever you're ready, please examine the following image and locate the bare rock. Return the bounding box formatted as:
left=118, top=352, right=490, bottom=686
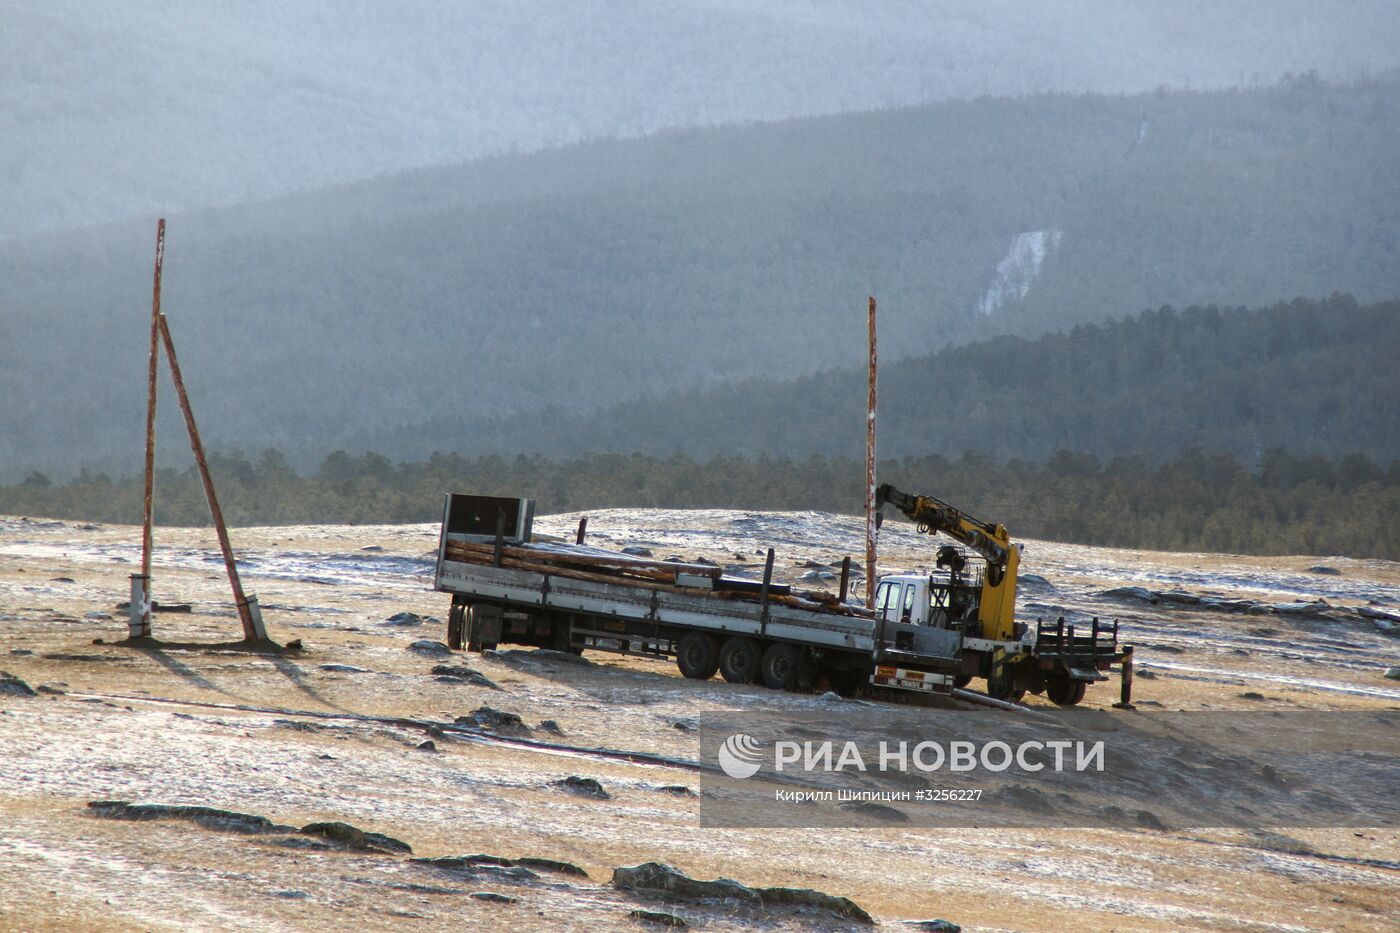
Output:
left=536, top=719, right=564, bottom=734
left=455, top=706, right=530, bottom=734
left=630, top=908, right=688, bottom=927
left=622, top=546, right=654, bottom=557
left=407, top=640, right=453, bottom=657
left=1385, top=667, right=1400, bottom=681
left=552, top=775, right=610, bottom=799
left=412, top=855, right=540, bottom=883
left=469, top=892, right=518, bottom=904
left=0, top=672, right=37, bottom=697
left=612, top=862, right=873, bottom=924
left=1308, top=565, right=1342, bottom=575
left=430, top=664, right=500, bottom=690
left=319, top=664, right=369, bottom=674
left=655, top=785, right=696, bottom=797
left=905, top=921, right=961, bottom=932
left=416, top=740, right=438, bottom=752
left=613, top=862, right=758, bottom=904
left=88, top=801, right=289, bottom=834
left=382, top=611, right=423, bottom=627
left=515, top=856, right=589, bottom=878
left=300, top=820, right=412, bottom=854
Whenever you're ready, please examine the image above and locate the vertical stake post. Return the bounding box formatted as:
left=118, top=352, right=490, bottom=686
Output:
left=156, top=313, right=265, bottom=642
left=838, top=555, right=851, bottom=603
left=575, top=516, right=588, bottom=545
left=132, top=218, right=164, bottom=639
left=758, top=547, right=775, bottom=635
left=865, top=295, right=878, bottom=609
left=1115, top=645, right=1136, bottom=710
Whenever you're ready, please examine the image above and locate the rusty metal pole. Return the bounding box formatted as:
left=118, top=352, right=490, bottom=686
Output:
left=156, top=313, right=266, bottom=642
left=575, top=516, right=587, bottom=545
left=130, top=219, right=164, bottom=639
left=865, top=296, right=878, bottom=609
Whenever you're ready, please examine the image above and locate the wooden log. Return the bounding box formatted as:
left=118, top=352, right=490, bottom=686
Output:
left=444, top=539, right=720, bottom=579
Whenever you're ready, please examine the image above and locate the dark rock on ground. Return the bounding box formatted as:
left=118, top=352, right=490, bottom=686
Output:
left=622, top=546, right=654, bottom=557
left=417, top=740, right=437, bottom=752
left=614, top=862, right=758, bottom=904
left=536, top=719, right=563, bottom=734
left=905, top=921, right=961, bottom=932
left=1018, top=573, right=1053, bottom=591
left=469, top=892, right=518, bottom=904
left=407, top=640, right=452, bottom=657
left=490, top=648, right=591, bottom=667
left=8, top=649, right=33, bottom=656
left=1385, top=667, right=1400, bottom=681
left=430, top=664, right=501, bottom=690
left=655, top=785, right=696, bottom=797
left=88, top=801, right=289, bottom=834
left=319, top=664, right=369, bottom=673
left=50, top=577, right=75, bottom=583
left=671, top=720, right=697, bottom=732
left=552, top=775, right=610, bottom=799
left=300, top=821, right=412, bottom=854
left=1136, top=669, right=1158, bottom=679
left=412, top=856, right=540, bottom=883
left=361, top=545, right=384, bottom=551
left=0, top=672, right=37, bottom=697
left=1102, top=586, right=1157, bottom=603
left=455, top=706, right=530, bottom=734
left=838, top=800, right=909, bottom=822
left=630, top=908, right=688, bottom=927
left=1136, top=809, right=1168, bottom=830
left=383, top=611, right=423, bottom=627
left=37, top=683, right=66, bottom=695
left=1240, top=691, right=1267, bottom=701
left=1308, top=565, right=1342, bottom=575
left=269, top=837, right=334, bottom=850
left=612, top=862, right=873, bottom=924
left=514, top=857, right=589, bottom=878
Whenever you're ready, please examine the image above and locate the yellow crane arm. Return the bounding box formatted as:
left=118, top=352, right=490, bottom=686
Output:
left=874, top=482, right=1021, bottom=640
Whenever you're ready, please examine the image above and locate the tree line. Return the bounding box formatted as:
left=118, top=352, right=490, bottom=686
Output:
left=5, top=447, right=1397, bottom=560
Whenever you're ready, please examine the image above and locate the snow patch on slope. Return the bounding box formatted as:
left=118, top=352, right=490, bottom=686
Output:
left=977, top=229, right=1063, bottom=315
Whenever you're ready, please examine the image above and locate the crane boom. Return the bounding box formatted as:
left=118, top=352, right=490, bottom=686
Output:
left=874, top=482, right=1020, bottom=640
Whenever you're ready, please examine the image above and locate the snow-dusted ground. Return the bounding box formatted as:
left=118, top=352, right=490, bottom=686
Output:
left=1, top=509, right=1397, bottom=931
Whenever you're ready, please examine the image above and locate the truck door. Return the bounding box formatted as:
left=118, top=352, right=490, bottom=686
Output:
left=875, top=581, right=902, bottom=622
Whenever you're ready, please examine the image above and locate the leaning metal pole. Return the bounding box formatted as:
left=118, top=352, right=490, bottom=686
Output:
left=156, top=313, right=267, bottom=642
left=130, top=219, right=164, bottom=639
left=865, top=295, right=878, bottom=609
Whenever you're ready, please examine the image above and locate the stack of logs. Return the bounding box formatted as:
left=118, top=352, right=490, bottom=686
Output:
left=442, top=538, right=870, bottom=618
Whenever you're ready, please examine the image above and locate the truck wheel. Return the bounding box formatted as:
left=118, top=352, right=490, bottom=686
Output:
left=760, top=643, right=800, bottom=691
left=676, top=632, right=720, bottom=680
left=718, top=637, right=761, bottom=684
left=1047, top=679, right=1087, bottom=706
left=986, top=671, right=1026, bottom=703
left=447, top=601, right=466, bottom=651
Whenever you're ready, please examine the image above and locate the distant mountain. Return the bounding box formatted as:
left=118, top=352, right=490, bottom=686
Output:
left=6, top=0, right=1400, bottom=236
left=2, top=79, right=1398, bottom=480
left=361, top=296, right=1400, bottom=465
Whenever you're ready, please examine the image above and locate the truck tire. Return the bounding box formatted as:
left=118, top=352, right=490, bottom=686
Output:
left=676, top=632, right=720, bottom=680
left=718, top=637, right=761, bottom=684
left=447, top=600, right=466, bottom=651
left=986, top=671, right=1026, bottom=703
left=1047, top=678, right=1087, bottom=706
left=760, top=643, right=800, bottom=691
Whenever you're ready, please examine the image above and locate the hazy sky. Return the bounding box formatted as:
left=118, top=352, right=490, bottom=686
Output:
left=5, top=0, right=1399, bottom=236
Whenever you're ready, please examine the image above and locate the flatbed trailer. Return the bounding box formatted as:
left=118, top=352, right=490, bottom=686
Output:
left=432, top=494, right=964, bottom=694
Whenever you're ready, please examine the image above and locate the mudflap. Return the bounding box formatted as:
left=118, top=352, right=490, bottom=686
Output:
left=466, top=604, right=503, bottom=653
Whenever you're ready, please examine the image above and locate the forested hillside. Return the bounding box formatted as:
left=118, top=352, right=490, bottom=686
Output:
left=3, top=79, right=1397, bottom=480
left=395, top=296, right=1400, bottom=464
left=7, top=0, right=1398, bottom=236
left=6, top=448, right=1398, bottom=560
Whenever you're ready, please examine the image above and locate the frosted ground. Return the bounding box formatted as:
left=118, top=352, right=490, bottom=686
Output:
left=1, top=509, right=1396, bottom=931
